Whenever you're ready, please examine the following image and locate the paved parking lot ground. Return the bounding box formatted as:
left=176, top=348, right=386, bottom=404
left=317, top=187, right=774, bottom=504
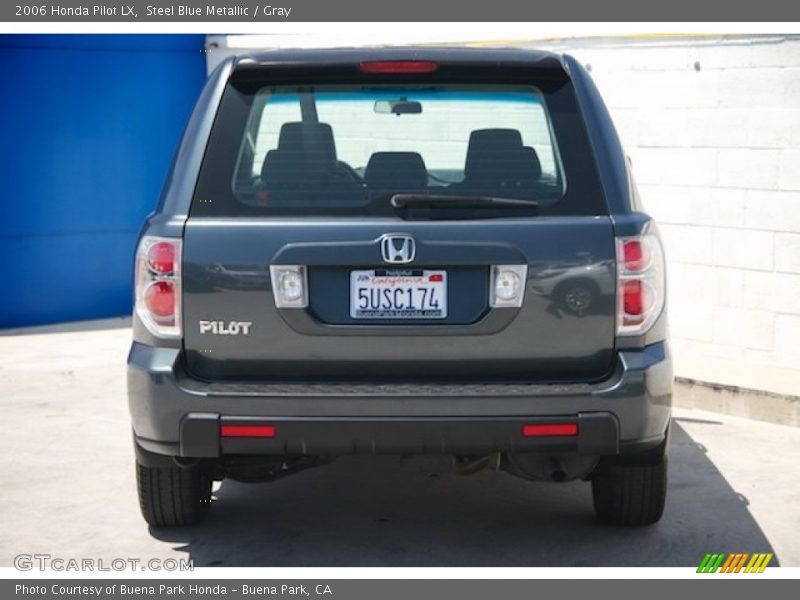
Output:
left=1, top=320, right=798, bottom=567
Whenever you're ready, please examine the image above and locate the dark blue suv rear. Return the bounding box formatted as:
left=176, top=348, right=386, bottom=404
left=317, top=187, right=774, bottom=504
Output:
left=128, top=47, right=672, bottom=527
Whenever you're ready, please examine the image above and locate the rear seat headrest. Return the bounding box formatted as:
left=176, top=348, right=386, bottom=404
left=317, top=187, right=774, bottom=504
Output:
left=464, top=128, right=541, bottom=183
left=261, top=121, right=337, bottom=183
left=519, top=147, right=543, bottom=181
left=364, top=152, right=428, bottom=189
left=261, top=150, right=332, bottom=186
left=277, top=122, right=337, bottom=160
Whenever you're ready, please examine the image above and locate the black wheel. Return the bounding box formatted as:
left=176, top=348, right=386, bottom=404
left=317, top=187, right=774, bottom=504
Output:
left=136, top=460, right=212, bottom=527
left=591, top=444, right=667, bottom=526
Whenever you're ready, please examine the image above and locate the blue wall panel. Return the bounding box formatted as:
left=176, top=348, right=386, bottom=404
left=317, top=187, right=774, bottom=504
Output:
left=0, top=34, right=206, bottom=327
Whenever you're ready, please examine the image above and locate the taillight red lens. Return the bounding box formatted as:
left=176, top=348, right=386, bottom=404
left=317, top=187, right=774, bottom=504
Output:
left=144, top=281, right=175, bottom=319
left=146, top=241, right=176, bottom=275
left=622, top=240, right=646, bottom=271
left=359, top=60, right=439, bottom=74
left=623, top=280, right=644, bottom=316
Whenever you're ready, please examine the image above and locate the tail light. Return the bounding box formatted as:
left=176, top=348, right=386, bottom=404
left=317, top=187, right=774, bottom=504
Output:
left=135, top=236, right=182, bottom=338
left=615, top=228, right=665, bottom=336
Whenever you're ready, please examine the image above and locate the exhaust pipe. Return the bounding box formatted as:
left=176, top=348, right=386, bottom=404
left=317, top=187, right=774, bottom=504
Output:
left=503, top=453, right=598, bottom=482
left=544, top=457, right=567, bottom=482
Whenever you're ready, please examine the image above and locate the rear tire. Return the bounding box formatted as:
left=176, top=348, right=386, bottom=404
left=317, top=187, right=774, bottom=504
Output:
left=591, top=446, right=667, bottom=526
left=136, top=460, right=212, bottom=527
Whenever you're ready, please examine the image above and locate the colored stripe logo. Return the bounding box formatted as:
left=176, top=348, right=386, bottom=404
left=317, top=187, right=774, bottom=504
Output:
left=697, top=552, right=773, bottom=573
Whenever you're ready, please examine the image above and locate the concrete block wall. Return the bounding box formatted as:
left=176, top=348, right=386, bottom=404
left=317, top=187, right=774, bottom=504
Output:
left=538, top=35, right=800, bottom=396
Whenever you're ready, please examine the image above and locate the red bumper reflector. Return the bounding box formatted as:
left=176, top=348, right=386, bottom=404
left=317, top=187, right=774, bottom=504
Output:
left=220, top=424, right=276, bottom=438
left=522, top=423, right=578, bottom=437
left=359, top=60, right=439, bottom=74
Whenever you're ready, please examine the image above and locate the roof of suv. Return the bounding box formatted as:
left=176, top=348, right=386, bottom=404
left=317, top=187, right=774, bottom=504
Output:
left=233, top=46, right=567, bottom=72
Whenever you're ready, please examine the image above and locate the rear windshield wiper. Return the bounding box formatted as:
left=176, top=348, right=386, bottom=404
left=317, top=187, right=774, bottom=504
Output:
left=390, top=193, right=539, bottom=209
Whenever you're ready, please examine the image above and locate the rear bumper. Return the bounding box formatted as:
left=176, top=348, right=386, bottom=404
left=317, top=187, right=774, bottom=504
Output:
left=182, top=412, right=621, bottom=457
left=128, top=341, right=672, bottom=458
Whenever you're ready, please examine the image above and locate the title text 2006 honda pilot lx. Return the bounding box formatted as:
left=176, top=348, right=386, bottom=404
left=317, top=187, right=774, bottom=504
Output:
left=128, top=48, right=671, bottom=528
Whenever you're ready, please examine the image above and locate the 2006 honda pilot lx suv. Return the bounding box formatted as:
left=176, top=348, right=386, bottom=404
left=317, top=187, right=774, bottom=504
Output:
left=129, top=48, right=672, bottom=528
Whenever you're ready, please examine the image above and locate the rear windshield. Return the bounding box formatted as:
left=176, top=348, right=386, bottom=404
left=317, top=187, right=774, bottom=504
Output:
left=192, top=77, right=606, bottom=217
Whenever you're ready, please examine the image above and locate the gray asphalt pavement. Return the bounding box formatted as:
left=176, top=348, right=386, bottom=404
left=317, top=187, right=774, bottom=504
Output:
left=1, top=320, right=798, bottom=567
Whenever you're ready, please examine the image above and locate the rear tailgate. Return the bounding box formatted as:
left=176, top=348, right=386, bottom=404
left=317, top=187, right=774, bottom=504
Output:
left=180, top=52, right=616, bottom=382
left=182, top=216, right=616, bottom=381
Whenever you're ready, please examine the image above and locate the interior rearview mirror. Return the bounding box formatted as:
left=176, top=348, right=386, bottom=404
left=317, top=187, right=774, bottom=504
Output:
left=374, top=98, right=422, bottom=115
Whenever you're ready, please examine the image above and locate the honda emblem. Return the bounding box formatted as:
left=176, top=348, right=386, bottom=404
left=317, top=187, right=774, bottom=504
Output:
left=380, top=235, right=416, bottom=264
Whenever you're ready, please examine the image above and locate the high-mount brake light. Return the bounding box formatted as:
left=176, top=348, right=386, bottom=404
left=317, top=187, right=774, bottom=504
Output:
left=135, top=236, right=182, bottom=338
left=616, top=228, right=665, bottom=336
left=359, top=61, right=439, bottom=74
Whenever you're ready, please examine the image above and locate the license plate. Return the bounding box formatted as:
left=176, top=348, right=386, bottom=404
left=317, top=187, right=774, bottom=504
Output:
left=350, top=269, right=447, bottom=319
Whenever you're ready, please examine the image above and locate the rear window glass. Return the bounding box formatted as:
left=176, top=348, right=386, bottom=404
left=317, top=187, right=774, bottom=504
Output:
left=193, top=78, right=606, bottom=217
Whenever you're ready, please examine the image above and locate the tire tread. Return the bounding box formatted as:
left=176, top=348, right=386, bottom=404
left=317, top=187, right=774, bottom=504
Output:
left=136, top=461, right=211, bottom=527
left=591, top=455, right=667, bottom=526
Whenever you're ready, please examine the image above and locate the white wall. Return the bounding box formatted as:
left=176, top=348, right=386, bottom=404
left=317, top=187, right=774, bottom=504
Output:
left=533, top=35, right=800, bottom=395
left=209, top=34, right=800, bottom=396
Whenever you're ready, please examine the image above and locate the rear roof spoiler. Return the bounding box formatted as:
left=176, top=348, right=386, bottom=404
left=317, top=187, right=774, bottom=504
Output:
left=232, top=47, right=568, bottom=73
